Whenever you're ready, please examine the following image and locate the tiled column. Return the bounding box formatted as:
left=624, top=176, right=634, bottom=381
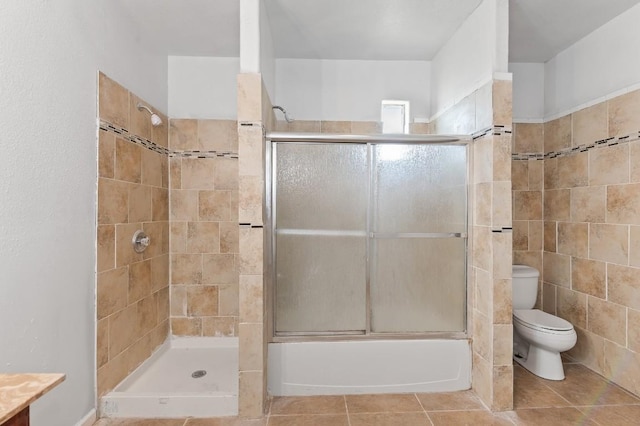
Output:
left=237, top=73, right=267, bottom=417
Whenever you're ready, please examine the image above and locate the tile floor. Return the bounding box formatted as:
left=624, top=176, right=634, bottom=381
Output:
left=94, top=361, right=640, bottom=425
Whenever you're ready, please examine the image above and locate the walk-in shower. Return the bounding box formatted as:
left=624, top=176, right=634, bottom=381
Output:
left=266, top=133, right=472, bottom=395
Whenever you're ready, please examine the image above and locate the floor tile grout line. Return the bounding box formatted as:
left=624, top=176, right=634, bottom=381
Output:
left=412, top=392, right=435, bottom=426
left=343, top=395, right=352, bottom=426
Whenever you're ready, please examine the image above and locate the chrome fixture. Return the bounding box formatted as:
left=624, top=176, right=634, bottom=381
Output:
left=132, top=230, right=150, bottom=253
left=272, top=105, right=294, bottom=123
left=136, top=102, right=163, bottom=127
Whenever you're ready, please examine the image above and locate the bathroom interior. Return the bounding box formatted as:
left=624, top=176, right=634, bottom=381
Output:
left=3, top=0, right=640, bottom=425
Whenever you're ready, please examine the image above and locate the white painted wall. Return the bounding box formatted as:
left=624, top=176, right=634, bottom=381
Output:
left=168, top=56, right=239, bottom=119
left=0, top=1, right=167, bottom=425
left=430, top=0, right=509, bottom=118
left=275, top=59, right=430, bottom=122
left=509, top=62, right=545, bottom=122
left=544, top=2, right=640, bottom=119
left=240, top=0, right=260, bottom=74
left=260, top=0, right=276, bottom=102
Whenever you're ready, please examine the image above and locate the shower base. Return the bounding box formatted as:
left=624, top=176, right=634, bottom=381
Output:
left=100, top=337, right=238, bottom=418
left=268, top=339, right=471, bottom=395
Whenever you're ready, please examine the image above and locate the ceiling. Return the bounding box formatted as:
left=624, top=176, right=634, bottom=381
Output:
left=114, top=0, right=640, bottom=63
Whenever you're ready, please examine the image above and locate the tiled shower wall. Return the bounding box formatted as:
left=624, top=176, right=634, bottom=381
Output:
left=434, top=79, right=514, bottom=411
left=512, top=88, right=640, bottom=397
left=168, top=119, right=240, bottom=336
left=96, top=73, right=170, bottom=396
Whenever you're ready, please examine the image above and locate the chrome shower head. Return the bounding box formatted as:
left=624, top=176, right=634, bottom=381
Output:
left=136, top=103, right=163, bottom=127
left=272, top=105, right=294, bottom=123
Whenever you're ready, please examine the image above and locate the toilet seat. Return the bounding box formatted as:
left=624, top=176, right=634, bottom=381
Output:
left=514, top=309, right=573, bottom=334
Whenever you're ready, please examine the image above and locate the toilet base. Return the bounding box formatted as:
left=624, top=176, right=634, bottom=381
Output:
left=514, top=344, right=565, bottom=381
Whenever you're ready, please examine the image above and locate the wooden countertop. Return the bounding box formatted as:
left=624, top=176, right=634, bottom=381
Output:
left=0, top=374, right=65, bottom=424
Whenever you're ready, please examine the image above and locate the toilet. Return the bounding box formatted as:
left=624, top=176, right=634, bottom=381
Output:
left=512, top=265, right=577, bottom=380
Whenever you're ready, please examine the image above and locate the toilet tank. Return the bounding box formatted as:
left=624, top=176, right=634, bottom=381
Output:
left=512, top=265, right=540, bottom=309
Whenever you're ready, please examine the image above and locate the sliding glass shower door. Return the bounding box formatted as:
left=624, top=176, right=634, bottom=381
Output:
left=271, top=141, right=467, bottom=336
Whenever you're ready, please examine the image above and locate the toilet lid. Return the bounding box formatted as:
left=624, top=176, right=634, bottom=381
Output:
left=514, top=309, right=573, bottom=331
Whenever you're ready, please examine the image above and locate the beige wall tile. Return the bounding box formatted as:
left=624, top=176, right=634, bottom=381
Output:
left=544, top=157, right=558, bottom=190
left=557, top=222, right=588, bottom=257
left=542, top=282, right=556, bottom=314
left=513, top=221, right=528, bottom=251
left=566, top=326, right=605, bottom=375
left=239, top=176, right=264, bottom=225
left=97, top=267, right=128, bottom=319
left=572, top=257, right=606, bottom=299
left=128, top=260, right=152, bottom=303
left=475, top=183, right=491, bottom=226
left=589, top=223, right=629, bottom=265
left=513, top=251, right=542, bottom=275
left=493, top=272, right=513, bottom=326
left=99, top=73, right=129, bottom=128
left=492, top=80, right=512, bottom=126
left=512, top=161, right=528, bottom=191
left=170, top=222, right=187, bottom=254
left=630, top=226, right=640, bottom=267
left=608, top=88, right=640, bottom=138
left=544, top=116, right=571, bottom=153
left=202, top=316, right=237, bottom=337
left=137, top=295, right=158, bottom=336
left=514, top=123, right=543, bottom=153
left=150, top=254, right=169, bottom=293
left=115, top=138, right=142, bottom=183
left=288, top=120, right=322, bottom=133
left=557, top=152, right=588, bottom=188
left=141, top=149, right=163, bottom=187
left=220, top=222, right=240, bottom=254
left=409, top=122, right=429, bottom=135
left=109, top=304, right=138, bottom=357
left=627, top=308, right=640, bottom=352
left=171, top=253, right=203, bottom=284
left=240, top=323, right=264, bottom=371
left=198, top=119, right=237, bottom=152
left=544, top=189, right=570, bottom=221
left=97, top=318, right=109, bottom=368
left=571, top=186, right=606, bottom=223
left=556, top=287, right=587, bottom=329
left=187, top=285, right=219, bottom=316
left=493, top=136, right=511, bottom=182
left=155, top=287, right=170, bottom=323
left=99, top=130, right=115, bottom=179
left=492, top=181, right=512, bottom=227
left=171, top=317, right=202, bottom=336
left=181, top=158, right=215, bottom=190
left=218, top=284, right=239, bottom=316
left=473, top=136, right=492, bottom=184
left=239, top=371, right=265, bottom=418
left=128, top=184, right=152, bottom=223
left=97, top=351, right=127, bottom=396
left=152, top=187, right=169, bottom=222
left=528, top=160, right=544, bottom=190
left=590, top=145, right=630, bottom=186
left=472, top=226, right=492, bottom=272
left=493, top=325, right=513, bottom=366
left=170, top=158, right=181, bottom=189
left=199, top=190, right=231, bottom=221
left=587, top=296, right=626, bottom=345
left=115, top=222, right=143, bottom=267
left=474, top=267, right=490, bottom=317
left=352, top=121, right=382, bottom=134
left=97, top=225, right=116, bottom=272
left=170, top=285, right=187, bottom=316
left=604, top=340, right=640, bottom=396
left=471, top=352, right=491, bottom=408
left=608, top=263, right=640, bottom=310
left=129, top=94, right=153, bottom=141
left=543, top=252, right=570, bottom=287
left=98, top=178, right=129, bottom=224
left=513, top=191, right=542, bottom=220
left=544, top=221, right=557, bottom=252
left=187, top=221, right=220, bottom=253
left=240, top=274, right=264, bottom=323
left=529, top=221, right=543, bottom=251
left=239, top=228, right=264, bottom=275
left=238, top=125, right=265, bottom=177
left=607, top=183, right=640, bottom=225
left=493, top=233, right=512, bottom=280
left=169, top=119, right=198, bottom=151
left=203, top=254, right=237, bottom=285
left=152, top=112, right=169, bottom=148
left=214, top=158, right=239, bottom=190
left=492, top=365, right=513, bottom=411
left=572, top=102, right=608, bottom=147
left=473, top=311, right=491, bottom=361
left=321, top=121, right=351, bottom=134
left=631, top=141, right=640, bottom=182
left=170, top=190, right=198, bottom=221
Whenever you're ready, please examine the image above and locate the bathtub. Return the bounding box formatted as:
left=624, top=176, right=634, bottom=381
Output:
left=100, top=337, right=238, bottom=418
left=267, top=339, right=471, bottom=395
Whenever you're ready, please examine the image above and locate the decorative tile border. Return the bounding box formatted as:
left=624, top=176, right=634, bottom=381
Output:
left=513, top=130, right=640, bottom=160
left=472, top=125, right=513, bottom=140
left=99, top=120, right=239, bottom=159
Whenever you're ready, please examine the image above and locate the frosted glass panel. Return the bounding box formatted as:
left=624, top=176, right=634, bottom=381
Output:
left=374, top=144, right=466, bottom=233
left=371, top=238, right=466, bottom=333
left=275, top=234, right=366, bottom=332
left=276, top=143, right=367, bottom=230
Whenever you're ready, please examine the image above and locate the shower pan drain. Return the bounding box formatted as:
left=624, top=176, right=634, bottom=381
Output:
left=191, top=370, right=207, bottom=379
